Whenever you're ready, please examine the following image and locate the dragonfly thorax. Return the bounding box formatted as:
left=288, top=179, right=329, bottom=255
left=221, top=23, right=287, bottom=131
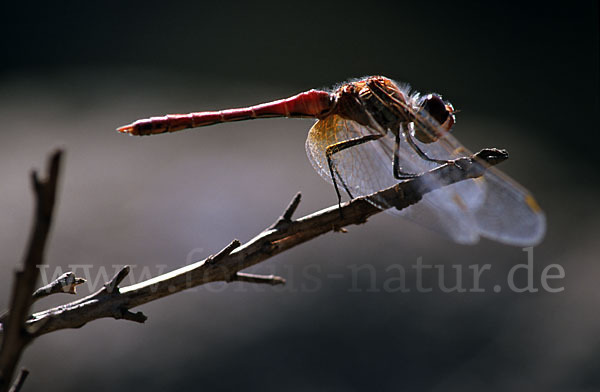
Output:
left=333, top=76, right=411, bottom=133
left=331, top=76, right=457, bottom=145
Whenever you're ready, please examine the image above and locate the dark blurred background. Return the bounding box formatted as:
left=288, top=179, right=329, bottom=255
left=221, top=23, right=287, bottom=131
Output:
left=1, top=1, right=598, bottom=391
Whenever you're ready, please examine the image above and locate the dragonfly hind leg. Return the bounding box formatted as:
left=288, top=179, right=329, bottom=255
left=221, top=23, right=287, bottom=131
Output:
left=325, top=134, right=384, bottom=210
left=393, top=132, right=419, bottom=180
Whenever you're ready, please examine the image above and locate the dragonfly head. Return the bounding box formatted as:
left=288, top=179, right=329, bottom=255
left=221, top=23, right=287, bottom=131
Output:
left=416, top=94, right=457, bottom=143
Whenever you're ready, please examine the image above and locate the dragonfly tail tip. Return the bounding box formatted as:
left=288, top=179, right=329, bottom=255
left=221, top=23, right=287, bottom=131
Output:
left=116, top=124, right=136, bottom=135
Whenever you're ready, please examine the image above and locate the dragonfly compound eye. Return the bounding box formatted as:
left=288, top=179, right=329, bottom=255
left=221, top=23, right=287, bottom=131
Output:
left=422, top=94, right=449, bottom=126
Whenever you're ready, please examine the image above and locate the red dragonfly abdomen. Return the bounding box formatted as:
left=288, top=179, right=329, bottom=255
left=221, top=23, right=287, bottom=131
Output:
left=117, top=89, right=333, bottom=136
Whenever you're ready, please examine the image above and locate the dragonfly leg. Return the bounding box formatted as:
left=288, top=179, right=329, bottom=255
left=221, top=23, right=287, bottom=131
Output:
left=393, top=132, right=419, bottom=180
left=325, top=134, right=384, bottom=210
left=405, top=130, right=450, bottom=165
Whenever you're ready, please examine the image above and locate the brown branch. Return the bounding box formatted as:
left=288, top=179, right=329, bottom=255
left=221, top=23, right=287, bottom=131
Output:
left=0, top=148, right=506, bottom=340
left=0, top=150, right=63, bottom=392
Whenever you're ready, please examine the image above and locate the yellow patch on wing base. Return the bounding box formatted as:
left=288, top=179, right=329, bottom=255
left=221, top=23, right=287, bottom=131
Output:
left=525, top=194, right=543, bottom=214
left=452, top=146, right=468, bottom=156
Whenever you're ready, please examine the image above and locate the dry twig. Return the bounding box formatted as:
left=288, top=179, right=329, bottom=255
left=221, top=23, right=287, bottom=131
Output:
left=1, top=148, right=506, bottom=340
left=0, top=148, right=507, bottom=389
left=0, top=150, right=63, bottom=391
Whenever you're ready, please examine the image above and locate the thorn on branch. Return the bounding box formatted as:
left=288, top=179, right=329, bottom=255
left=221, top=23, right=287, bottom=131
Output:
left=282, top=192, right=302, bottom=221
left=270, top=192, right=302, bottom=230
left=229, top=272, right=286, bottom=286
left=206, top=240, right=241, bottom=265
left=114, top=308, right=147, bottom=324
left=32, top=272, right=86, bottom=300
left=104, top=266, right=131, bottom=294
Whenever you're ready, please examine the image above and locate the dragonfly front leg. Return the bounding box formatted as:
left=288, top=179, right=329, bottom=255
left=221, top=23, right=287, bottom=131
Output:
left=404, top=129, right=450, bottom=165
left=325, top=134, right=384, bottom=210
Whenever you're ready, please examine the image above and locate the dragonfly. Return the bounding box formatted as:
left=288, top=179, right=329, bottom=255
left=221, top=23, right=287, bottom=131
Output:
left=117, top=76, right=546, bottom=246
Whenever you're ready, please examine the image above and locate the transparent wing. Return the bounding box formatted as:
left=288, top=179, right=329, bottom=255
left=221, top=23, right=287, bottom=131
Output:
left=408, top=101, right=546, bottom=246
left=305, top=114, right=546, bottom=246
left=305, top=115, right=484, bottom=244
left=305, top=115, right=393, bottom=199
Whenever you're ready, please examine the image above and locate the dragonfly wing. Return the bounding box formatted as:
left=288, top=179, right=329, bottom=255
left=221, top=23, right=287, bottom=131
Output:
left=305, top=115, right=485, bottom=244
left=408, top=110, right=546, bottom=246
left=380, top=127, right=486, bottom=244
left=470, top=166, right=546, bottom=246
left=390, top=189, right=482, bottom=244
left=305, top=115, right=395, bottom=197
left=306, top=80, right=545, bottom=246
